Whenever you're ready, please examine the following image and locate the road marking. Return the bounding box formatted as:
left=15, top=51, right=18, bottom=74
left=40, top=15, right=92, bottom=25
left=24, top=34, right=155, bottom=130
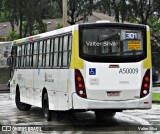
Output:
left=118, top=113, right=150, bottom=125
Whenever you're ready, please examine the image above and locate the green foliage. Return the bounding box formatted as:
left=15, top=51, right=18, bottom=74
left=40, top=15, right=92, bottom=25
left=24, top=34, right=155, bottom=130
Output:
left=97, top=0, right=160, bottom=24
left=0, top=0, right=56, bottom=38
left=7, top=30, right=19, bottom=41
left=1, top=37, right=7, bottom=41
left=55, top=22, right=63, bottom=29
left=152, top=93, right=160, bottom=102
left=147, top=17, right=160, bottom=67
left=68, top=0, right=95, bottom=25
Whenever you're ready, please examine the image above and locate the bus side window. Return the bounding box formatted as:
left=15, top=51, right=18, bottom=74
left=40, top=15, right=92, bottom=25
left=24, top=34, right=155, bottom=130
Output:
left=25, top=44, right=29, bottom=67
left=50, top=39, right=54, bottom=67
left=46, top=39, right=51, bottom=67
left=11, top=46, right=16, bottom=67
left=54, top=38, right=59, bottom=67
left=30, top=43, right=33, bottom=67
left=68, top=35, right=72, bottom=66
left=16, top=45, right=22, bottom=68
left=42, top=41, right=46, bottom=67
left=16, top=46, right=18, bottom=68
left=24, top=45, right=27, bottom=67
left=63, top=35, right=68, bottom=67
left=21, top=45, right=24, bottom=67
left=38, top=41, right=43, bottom=67
left=26, top=44, right=30, bottom=67
left=33, top=42, right=38, bottom=68
left=58, top=37, right=63, bottom=67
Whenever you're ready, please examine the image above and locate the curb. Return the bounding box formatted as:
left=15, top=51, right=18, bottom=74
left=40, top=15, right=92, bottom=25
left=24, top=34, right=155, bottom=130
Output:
left=152, top=101, right=160, bottom=103
left=153, top=82, right=160, bottom=87
left=153, top=85, right=160, bottom=87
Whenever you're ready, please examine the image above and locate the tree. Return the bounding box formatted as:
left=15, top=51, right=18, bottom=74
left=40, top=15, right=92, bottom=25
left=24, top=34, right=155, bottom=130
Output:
left=19, top=0, right=48, bottom=37
left=1, top=0, right=55, bottom=38
left=97, top=0, right=112, bottom=16
left=97, top=0, right=128, bottom=22
left=7, top=30, right=19, bottom=41
left=2, top=0, right=19, bottom=31
left=52, top=0, right=63, bottom=18
left=68, top=0, right=95, bottom=25
left=128, top=0, right=160, bottom=24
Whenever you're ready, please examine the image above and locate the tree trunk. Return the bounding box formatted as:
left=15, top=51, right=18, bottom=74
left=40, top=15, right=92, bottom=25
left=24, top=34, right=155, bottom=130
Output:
left=10, top=21, right=15, bottom=31
left=19, top=13, right=23, bottom=38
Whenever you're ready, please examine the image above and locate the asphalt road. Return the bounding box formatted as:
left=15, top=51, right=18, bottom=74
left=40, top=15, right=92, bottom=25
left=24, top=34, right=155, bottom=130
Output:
left=0, top=93, right=160, bottom=134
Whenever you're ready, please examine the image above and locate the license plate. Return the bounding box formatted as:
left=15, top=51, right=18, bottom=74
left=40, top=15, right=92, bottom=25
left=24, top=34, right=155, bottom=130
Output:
left=107, top=91, right=120, bottom=96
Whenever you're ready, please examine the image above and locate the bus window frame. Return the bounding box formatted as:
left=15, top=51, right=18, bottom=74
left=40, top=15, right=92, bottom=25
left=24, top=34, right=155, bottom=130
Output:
left=14, top=32, right=72, bottom=69
left=79, top=23, right=147, bottom=63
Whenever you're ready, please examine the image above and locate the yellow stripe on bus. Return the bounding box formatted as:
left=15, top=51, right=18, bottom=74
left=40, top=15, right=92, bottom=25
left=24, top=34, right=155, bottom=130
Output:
left=70, top=30, right=84, bottom=69
left=143, top=31, right=152, bottom=69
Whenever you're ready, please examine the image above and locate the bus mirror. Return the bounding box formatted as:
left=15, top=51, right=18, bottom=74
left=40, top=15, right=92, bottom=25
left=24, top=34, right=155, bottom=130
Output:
left=7, top=56, right=13, bottom=67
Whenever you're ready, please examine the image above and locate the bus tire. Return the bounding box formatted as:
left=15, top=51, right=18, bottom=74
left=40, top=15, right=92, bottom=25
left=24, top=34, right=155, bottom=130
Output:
left=42, top=93, right=53, bottom=121
left=15, top=89, right=31, bottom=111
left=95, top=110, right=116, bottom=120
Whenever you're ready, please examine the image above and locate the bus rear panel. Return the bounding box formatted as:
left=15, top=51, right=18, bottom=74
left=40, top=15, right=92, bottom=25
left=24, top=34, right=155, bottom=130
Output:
left=72, top=23, right=152, bottom=110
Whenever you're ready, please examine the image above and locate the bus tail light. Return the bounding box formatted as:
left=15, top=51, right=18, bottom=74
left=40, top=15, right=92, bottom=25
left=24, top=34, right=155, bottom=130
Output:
left=75, top=69, right=87, bottom=98
left=140, top=69, right=150, bottom=98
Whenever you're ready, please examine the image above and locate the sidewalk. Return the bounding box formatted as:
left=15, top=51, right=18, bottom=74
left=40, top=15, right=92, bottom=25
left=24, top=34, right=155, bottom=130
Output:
left=152, top=81, right=160, bottom=93
left=152, top=87, right=160, bottom=93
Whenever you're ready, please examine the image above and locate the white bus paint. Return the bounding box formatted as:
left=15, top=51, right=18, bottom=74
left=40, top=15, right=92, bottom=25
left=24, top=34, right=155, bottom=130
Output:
left=8, top=22, right=152, bottom=121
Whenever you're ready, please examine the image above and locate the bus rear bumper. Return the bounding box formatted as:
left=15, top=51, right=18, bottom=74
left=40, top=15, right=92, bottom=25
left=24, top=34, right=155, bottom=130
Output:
left=72, top=93, right=152, bottom=110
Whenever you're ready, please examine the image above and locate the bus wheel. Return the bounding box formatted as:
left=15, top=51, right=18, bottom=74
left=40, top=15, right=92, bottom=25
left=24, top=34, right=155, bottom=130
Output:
left=42, top=93, right=53, bottom=121
left=15, top=89, right=31, bottom=111
left=95, top=110, right=116, bottom=120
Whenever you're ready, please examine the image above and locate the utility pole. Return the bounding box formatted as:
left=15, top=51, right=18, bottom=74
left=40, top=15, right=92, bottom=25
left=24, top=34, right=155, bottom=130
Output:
left=63, top=0, right=67, bottom=27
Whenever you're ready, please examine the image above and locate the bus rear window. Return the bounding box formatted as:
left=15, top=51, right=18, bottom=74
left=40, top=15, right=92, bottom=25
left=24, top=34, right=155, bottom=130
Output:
left=79, top=24, right=147, bottom=63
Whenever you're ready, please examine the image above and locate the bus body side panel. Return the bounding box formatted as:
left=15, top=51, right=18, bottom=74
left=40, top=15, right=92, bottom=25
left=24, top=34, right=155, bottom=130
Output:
left=68, top=69, right=76, bottom=110
left=44, top=69, right=58, bottom=110
left=43, top=69, right=69, bottom=111
left=15, top=69, right=26, bottom=103
left=14, top=69, right=29, bottom=104
left=33, top=69, right=45, bottom=107
left=24, top=69, right=34, bottom=105
left=56, top=69, right=69, bottom=110
left=10, top=79, right=16, bottom=100
left=43, top=69, right=70, bottom=111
